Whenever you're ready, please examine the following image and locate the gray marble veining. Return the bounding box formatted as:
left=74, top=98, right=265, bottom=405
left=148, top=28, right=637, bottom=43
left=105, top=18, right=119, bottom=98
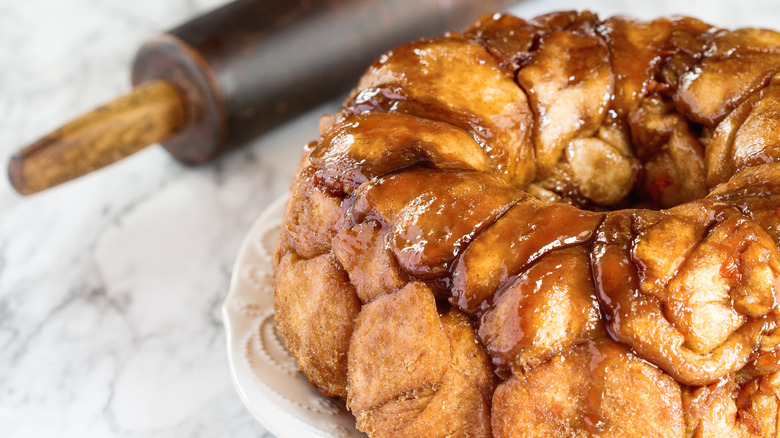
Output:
left=0, top=0, right=301, bottom=436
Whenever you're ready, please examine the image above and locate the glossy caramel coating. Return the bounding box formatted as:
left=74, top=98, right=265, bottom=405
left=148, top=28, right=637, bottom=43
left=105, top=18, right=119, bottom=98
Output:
left=344, top=169, right=523, bottom=279
left=629, top=96, right=708, bottom=207
left=331, top=220, right=408, bottom=303
left=516, top=20, right=612, bottom=176
left=341, top=37, right=536, bottom=187
left=451, top=199, right=603, bottom=314
left=707, top=81, right=780, bottom=187
left=310, top=111, right=492, bottom=195
left=273, top=10, right=780, bottom=437
left=684, top=372, right=780, bottom=437
left=708, top=162, right=780, bottom=246
left=591, top=200, right=780, bottom=386
left=492, top=339, right=685, bottom=438
left=478, top=246, right=605, bottom=373
left=674, top=28, right=780, bottom=128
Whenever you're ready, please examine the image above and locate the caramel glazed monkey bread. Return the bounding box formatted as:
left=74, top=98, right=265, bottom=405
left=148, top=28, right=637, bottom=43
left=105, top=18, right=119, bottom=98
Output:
left=273, top=10, right=780, bottom=438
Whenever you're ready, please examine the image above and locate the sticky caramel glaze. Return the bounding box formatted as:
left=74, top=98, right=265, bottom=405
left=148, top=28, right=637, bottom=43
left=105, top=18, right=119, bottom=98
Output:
left=309, top=111, right=493, bottom=196
left=339, top=37, right=536, bottom=188
left=592, top=199, right=780, bottom=386
left=706, top=82, right=780, bottom=187
left=273, top=10, right=780, bottom=438
left=451, top=198, right=603, bottom=314
left=629, top=96, right=708, bottom=208
left=491, top=339, right=685, bottom=438
left=478, top=246, right=605, bottom=375
left=674, top=28, right=780, bottom=128
left=683, top=372, right=780, bottom=437
left=465, top=11, right=591, bottom=72
left=708, top=162, right=780, bottom=246
left=515, top=23, right=613, bottom=175
left=466, top=12, right=716, bottom=209
left=598, top=16, right=710, bottom=118
left=341, top=169, right=525, bottom=279
left=331, top=220, right=409, bottom=304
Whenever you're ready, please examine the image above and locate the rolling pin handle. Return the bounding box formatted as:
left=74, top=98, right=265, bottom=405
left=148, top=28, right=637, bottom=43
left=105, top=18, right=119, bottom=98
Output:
left=8, top=80, right=185, bottom=196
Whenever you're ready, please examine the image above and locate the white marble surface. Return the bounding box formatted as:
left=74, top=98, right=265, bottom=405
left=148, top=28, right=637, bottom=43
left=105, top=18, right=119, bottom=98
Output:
left=3, top=0, right=780, bottom=437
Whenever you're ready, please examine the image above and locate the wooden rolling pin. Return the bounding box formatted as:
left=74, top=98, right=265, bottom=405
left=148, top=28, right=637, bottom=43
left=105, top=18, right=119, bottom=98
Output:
left=8, top=0, right=518, bottom=196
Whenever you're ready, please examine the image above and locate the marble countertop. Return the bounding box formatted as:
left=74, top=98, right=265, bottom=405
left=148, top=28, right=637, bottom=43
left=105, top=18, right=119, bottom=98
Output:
left=3, top=0, right=780, bottom=437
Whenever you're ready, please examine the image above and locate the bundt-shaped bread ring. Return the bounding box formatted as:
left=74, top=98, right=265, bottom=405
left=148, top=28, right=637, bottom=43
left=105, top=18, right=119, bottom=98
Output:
left=273, top=10, right=780, bottom=437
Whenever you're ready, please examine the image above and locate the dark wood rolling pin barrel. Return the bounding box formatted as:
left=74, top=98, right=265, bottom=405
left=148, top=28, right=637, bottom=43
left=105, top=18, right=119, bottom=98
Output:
left=8, top=0, right=518, bottom=196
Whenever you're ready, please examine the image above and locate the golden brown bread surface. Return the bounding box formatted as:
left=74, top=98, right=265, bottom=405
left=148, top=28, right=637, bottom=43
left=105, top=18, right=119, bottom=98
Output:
left=492, top=339, right=686, bottom=438
left=348, top=282, right=495, bottom=437
left=274, top=10, right=780, bottom=437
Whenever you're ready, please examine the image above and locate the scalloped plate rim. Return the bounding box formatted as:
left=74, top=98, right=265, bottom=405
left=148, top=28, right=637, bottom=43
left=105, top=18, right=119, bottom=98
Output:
left=222, top=194, right=365, bottom=438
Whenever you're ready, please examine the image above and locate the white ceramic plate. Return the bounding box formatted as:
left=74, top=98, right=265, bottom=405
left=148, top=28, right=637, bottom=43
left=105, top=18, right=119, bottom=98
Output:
left=223, top=195, right=366, bottom=438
